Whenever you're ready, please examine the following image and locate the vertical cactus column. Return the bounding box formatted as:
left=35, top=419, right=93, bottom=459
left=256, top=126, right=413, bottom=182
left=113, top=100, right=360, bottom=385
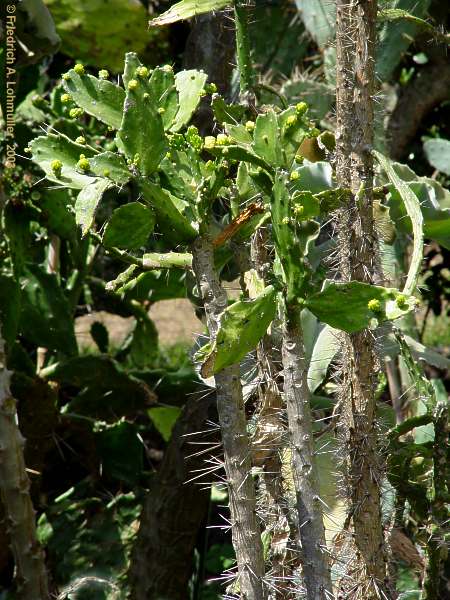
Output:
left=335, top=0, right=389, bottom=597
left=0, top=326, right=50, bottom=600
left=192, top=235, right=266, bottom=599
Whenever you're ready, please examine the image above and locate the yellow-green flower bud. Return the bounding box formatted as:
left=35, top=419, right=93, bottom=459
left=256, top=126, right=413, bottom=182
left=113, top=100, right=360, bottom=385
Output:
left=368, top=299, right=381, bottom=312
left=51, top=159, right=63, bottom=175
left=204, top=136, right=216, bottom=150
left=143, top=93, right=150, bottom=100
left=216, top=133, right=230, bottom=146
left=286, top=115, right=297, bottom=127
left=136, top=66, right=149, bottom=78
left=245, top=120, right=255, bottom=132
left=69, top=108, right=84, bottom=119
left=295, top=102, right=308, bottom=115
left=162, top=64, right=173, bottom=73
left=62, top=73, right=71, bottom=81
left=282, top=217, right=290, bottom=225
left=158, top=107, right=165, bottom=114
left=128, top=79, right=139, bottom=91
left=103, top=169, right=110, bottom=177
left=98, top=69, right=109, bottom=79
left=290, top=171, right=300, bottom=181
left=61, top=93, right=72, bottom=104
left=204, top=83, right=217, bottom=94
left=293, top=204, right=304, bottom=216
left=294, top=154, right=304, bottom=164
left=77, top=156, right=90, bottom=171
left=75, top=136, right=86, bottom=145
left=74, top=63, right=85, bottom=75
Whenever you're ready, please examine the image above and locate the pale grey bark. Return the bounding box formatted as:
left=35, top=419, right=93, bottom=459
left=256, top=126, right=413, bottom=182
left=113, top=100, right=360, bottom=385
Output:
left=192, top=234, right=266, bottom=600
left=0, top=326, right=50, bottom=599
left=282, top=307, right=332, bottom=600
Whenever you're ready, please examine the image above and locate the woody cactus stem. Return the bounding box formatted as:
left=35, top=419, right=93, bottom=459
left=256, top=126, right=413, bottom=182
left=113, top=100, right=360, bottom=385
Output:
left=0, top=326, right=50, bottom=600
left=192, top=234, right=266, bottom=599
left=335, top=0, right=388, bottom=596
left=234, top=0, right=255, bottom=99
left=282, top=306, right=332, bottom=600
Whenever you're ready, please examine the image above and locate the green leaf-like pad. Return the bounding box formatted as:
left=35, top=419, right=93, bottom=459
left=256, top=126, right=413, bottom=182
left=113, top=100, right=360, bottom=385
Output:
left=75, top=178, right=114, bottom=236
left=200, top=286, right=277, bottom=376
left=170, top=70, right=208, bottom=132
left=150, top=0, right=230, bottom=26
left=118, top=53, right=167, bottom=176
left=139, top=180, right=198, bottom=243
left=89, top=152, right=131, bottom=184
left=103, top=202, right=155, bottom=250
left=30, top=133, right=97, bottom=189
left=63, top=70, right=125, bottom=129
left=374, top=151, right=423, bottom=296
left=305, top=281, right=416, bottom=333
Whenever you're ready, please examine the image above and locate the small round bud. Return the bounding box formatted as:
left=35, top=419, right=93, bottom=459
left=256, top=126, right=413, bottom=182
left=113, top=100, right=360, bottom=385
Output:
left=162, top=64, right=173, bottom=73
left=136, top=66, right=149, bottom=78
left=158, top=107, right=165, bottom=114
left=103, top=170, right=110, bottom=177
left=69, top=107, right=84, bottom=119
left=282, top=217, right=290, bottom=225
left=60, top=93, right=72, bottom=104
left=204, top=83, right=217, bottom=94
left=128, top=79, right=139, bottom=91
left=294, top=154, right=304, bottom=164
left=204, top=135, right=216, bottom=150
left=62, top=73, right=71, bottom=81
left=368, top=299, right=381, bottom=313
left=216, top=133, right=230, bottom=146
left=98, top=69, right=109, bottom=79
left=295, top=102, right=308, bottom=116
left=293, top=204, right=304, bottom=216
left=77, top=157, right=90, bottom=171
left=286, top=115, right=297, bottom=127
left=143, top=93, right=150, bottom=100
left=73, top=63, right=85, bottom=75
left=24, top=147, right=31, bottom=153
left=75, top=136, right=86, bottom=145
left=245, top=120, right=255, bottom=132
left=310, top=127, right=320, bottom=137
left=51, top=159, right=63, bottom=175
left=290, top=171, right=300, bottom=181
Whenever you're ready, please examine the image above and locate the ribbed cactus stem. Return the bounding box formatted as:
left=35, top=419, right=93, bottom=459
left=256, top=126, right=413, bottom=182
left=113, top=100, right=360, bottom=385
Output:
left=0, top=326, right=50, bottom=599
left=192, top=233, right=266, bottom=599
left=234, top=0, right=255, bottom=100
left=282, top=305, right=332, bottom=600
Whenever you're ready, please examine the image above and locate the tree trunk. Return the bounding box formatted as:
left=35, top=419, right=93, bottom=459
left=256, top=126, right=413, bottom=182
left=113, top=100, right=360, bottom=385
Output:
left=128, top=392, right=216, bottom=600
left=0, top=327, right=50, bottom=599
left=335, top=0, right=389, bottom=597
left=192, top=234, right=266, bottom=600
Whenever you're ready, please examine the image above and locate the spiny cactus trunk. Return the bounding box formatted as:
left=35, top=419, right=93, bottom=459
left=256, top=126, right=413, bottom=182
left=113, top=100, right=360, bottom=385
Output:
left=0, top=327, right=50, bottom=600
left=282, top=306, right=332, bottom=600
left=192, top=234, right=266, bottom=599
left=335, top=0, right=389, bottom=596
